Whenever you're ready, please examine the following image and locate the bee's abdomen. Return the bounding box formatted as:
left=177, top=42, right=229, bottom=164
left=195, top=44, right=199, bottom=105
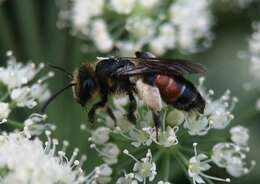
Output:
left=154, top=75, right=184, bottom=103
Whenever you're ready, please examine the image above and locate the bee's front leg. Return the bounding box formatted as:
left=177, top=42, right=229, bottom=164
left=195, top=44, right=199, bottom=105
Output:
left=152, top=111, right=161, bottom=141
left=88, top=95, right=108, bottom=123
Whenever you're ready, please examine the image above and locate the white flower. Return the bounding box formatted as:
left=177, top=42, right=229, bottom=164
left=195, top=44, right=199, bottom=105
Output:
left=0, top=131, right=86, bottom=184
left=30, top=83, right=51, bottom=103
left=139, top=0, right=159, bottom=9
left=10, top=87, right=37, bottom=108
left=129, top=127, right=153, bottom=147
left=204, top=90, right=237, bottom=129
left=101, top=143, right=120, bottom=165
left=94, top=164, right=113, bottom=184
left=184, top=112, right=211, bottom=136
left=184, top=77, right=237, bottom=136
left=125, top=16, right=155, bottom=40
left=0, top=102, right=10, bottom=122
left=0, top=51, right=44, bottom=89
left=230, top=126, right=249, bottom=146
left=90, top=126, right=110, bottom=145
left=57, top=0, right=214, bottom=55
left=149, top=24, right=176, bottom=55
left=189, top=143, right=231, bottom=184
left=142, top=126, right=179, bottom=147
left=115, top=41, right=140, bottom=56
left=90, top=141, right=120, bottom=165
left=71, top=0, right=104, bottom=33
left=211, top=142, right=255, bottom=177
left=116, top=173, right=138, bottom=184
left=110, top=0, right=136, bottom=14
left=169, top=0, right=213, bottom=53
left=91, top=19, right=113, bottom=52
left=247, top=22, right=260, bottom=89
left=123, top=149, right=157, bottom=182
left=23, top=113, right=55, bottom=138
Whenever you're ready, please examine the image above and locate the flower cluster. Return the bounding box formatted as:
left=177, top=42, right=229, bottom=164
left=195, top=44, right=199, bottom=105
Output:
left=183, top=77, right=238, bottom=135
left=0, top=129, right=116, bottom=184
left=75, top=74, right=254, bottom=184
left=212, top=126, right=255, bottom=177
left=0, top=51, right=55, bottom=135
left=57, top=0, right=214, bottom=55
left=188, top=125, right=255, bottom=184
left=246, top=22, right=260, bottom=110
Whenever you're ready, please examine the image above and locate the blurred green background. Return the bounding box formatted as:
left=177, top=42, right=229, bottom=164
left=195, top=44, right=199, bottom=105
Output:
left=0, top=0, right=260, bottom=183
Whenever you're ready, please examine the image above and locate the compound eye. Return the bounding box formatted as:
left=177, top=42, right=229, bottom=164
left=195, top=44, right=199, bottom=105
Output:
left=82, top=79, right=95, bottom=91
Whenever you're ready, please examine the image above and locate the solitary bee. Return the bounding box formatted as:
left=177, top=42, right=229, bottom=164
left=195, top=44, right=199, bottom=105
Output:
left=42, top=51, right=206, bottom=137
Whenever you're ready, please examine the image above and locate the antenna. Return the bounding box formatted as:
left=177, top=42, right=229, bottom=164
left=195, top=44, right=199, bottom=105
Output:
left=47, top=64, right=73, bottom=79
left=41, top=83, right=75, bottom=112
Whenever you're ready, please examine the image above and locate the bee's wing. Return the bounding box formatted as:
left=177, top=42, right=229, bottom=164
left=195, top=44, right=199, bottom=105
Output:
left=116, top=55, right=206, bottom=77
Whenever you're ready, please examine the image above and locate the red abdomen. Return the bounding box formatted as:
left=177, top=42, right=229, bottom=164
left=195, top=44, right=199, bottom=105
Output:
left=154, top=75, right=183, bottom=103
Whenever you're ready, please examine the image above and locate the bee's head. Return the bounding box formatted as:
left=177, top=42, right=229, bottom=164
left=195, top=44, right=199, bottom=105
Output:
left=72, top=64, right=98, bottom=106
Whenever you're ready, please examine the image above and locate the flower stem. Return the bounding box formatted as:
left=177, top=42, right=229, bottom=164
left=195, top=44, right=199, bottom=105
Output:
left=7, top=120, right=24, bottom=129
left=163, top=153, right=170, bottom=181
left=0, top=92, right=8, bottom=102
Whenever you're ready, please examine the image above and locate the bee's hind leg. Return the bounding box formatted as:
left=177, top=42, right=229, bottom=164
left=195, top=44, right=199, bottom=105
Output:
left=127, top=90, right=137, bottom=123
left=152, top=111, right=161, bottom=141
left=107, top=107, right=117, bottom=126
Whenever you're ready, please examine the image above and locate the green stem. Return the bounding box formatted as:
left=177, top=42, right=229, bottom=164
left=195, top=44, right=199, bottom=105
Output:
left=0, top=92, right=8, bottom=102
left=163, top=153, right=170, bottom=181
left=7, top=120, right=24, bottom=129
left=174, top=150, right=193, bottom=184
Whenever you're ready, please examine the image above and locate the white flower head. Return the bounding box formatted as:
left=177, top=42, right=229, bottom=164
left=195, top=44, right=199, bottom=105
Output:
left=90, top=141, right=120, bottom=165
left=0, top=131, right=86, bottom=184
left=0, top=51, right=44, bottom=89
left=211, top=142, right=255, bottom=177
left=126, top=16, right=155, bottom=40
left=149, top=23, right=176, bottom=55
left=123, top=149, right=157, bottom=182
left=230, top=126, right=249, bottom=146
left=189, top=143, right=231, bottom=184
left=139, top=0, right=159, bottom=9
left=57, top=0, right=214, bottom=55
left=142, top=126, right=179, bottom=147
left=70, top=0, right=104, bottom=34
left=10, top=87, right=37, bottom=108
left=23, top=113, right=55, bottom=138
left=246, top=22, right=260, bottom=90
left=91, top=19, right=113, bottom=52
left=184, top=77, right=237, bottom=136
left=169, top=0, right=213, bottom=53
left=94, top=164, right=113, bottom=184
left=0, top=102, right=10, bottom=123
left=116, top=173, right=138, bottom=184
left=30, top=83, right=51, bottom=103
left=184, top=112, right=211, bottom=136
left=90, top=126, right=110, bottom=145
left=110, top=0, right=136, bottom=15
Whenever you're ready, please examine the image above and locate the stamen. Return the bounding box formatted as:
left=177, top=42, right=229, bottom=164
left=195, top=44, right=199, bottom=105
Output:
left=123, top=149, right=139, bottom=162
left=200, top=173, right=230, bottom=183
left=193, top=143, right=198, bottom=156
left=69, top=148, right=79, bottom=166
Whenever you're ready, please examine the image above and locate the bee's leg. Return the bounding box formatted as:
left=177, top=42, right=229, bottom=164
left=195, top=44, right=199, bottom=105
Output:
left=88, top=95, right=107, bottom=123
left=107, top=107, right=117, bottom=126
left=152, top=111, right=160, bottom=141
left=127, top=90, right=137, bottom=122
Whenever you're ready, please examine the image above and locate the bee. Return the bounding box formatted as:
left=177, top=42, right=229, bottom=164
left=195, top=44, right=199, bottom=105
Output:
left=42, top=51, right=206, bottom=138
